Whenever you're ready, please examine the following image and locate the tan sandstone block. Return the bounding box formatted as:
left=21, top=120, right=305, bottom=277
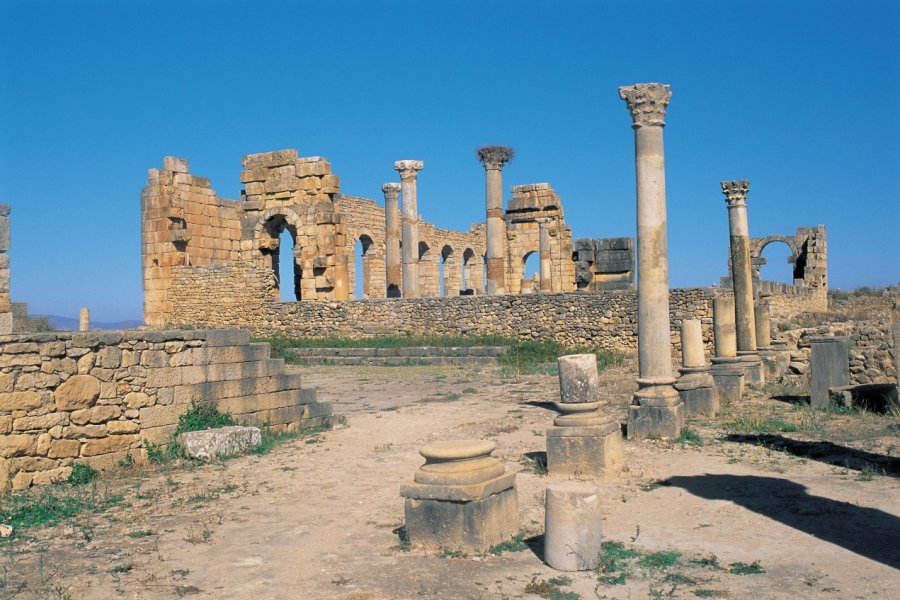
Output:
left=54, top=375, right=101, bottom=410
left=48, top=439, right=81, bottom=459
left=125, top=392, right=153, bottom=409
left=0, top=434, right=37, bottom=458
left=14, top=413, right=68, bottom=431
left=0, top=390, right=42, bottom=411
left=80, top=434, right=137, bottom=457
left=70, top=405, right=122, bottom=425
left=61, top=425, right=107, bottom=439
left=0, top=373, right=13, bottom=393
left=140, top=404, right=188, bottom=428
left=106, top=420, right=139, bottom=435
left=31, top=467, right=72, bottom=486
left=0, top=415, right=10, bottom=434
left=35, top=433, right=52, bottom=455
left=11, top=471, right=33, bottom=490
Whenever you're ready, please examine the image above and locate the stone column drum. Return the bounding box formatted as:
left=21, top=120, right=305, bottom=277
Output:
left=544, top=481, right=603, bottom=571
left=382, top=182, right=402, bottom=298
left=710, top=295, right=745, bottom=402
left=755, top=302, right=788, bottom=380
left=809, top=336, right=850, bottom=408
left=401, top=440, right=517, bottom=553
left=395, top=160, right=424, bottom=299
left=547, top=354, right=623, bottom=476
left=477, top=146, right=513, bottom=295
left=675, top=319, right=718, bottom=416
left=538, top=218, right=552, bottom=292
left=79, top=308, right=90, bottom=332
left=619, top=82, right=683, bottom=439
left=721, top=180, right=764, bottom=385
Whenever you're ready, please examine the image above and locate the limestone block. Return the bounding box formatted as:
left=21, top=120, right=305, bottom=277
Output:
left=61, top=424, right=107, bottom=439
left=544, top=481, right=603, bottom=571
left=546, top=413, right=623, bottom=477
left=48, top=439, right=81, bottom=459
left=125, top=392, right=153, bottom=409
left=54, top=375, right=101, bottom=410
left=13, top=413, right=68, bottom=431
left=0, top=415, right=10, bottom=434
left=0, top=390, right=42, bottom=411
left=70, top=405, right=121, bottom=425
left=106, top=420, right=140, bottom=435
left=80, top=434, right=137, bottom=457
left=177, top=426, right=261, bottom=460
left=141, top=403, right=190, bottom=428
left=810, top=336, right=850, bottom=408
left=0, top=434, right=37, bottom=458
left=710, top=362, right=745, bottom=403
left=627, top=404, right=684, bottom=440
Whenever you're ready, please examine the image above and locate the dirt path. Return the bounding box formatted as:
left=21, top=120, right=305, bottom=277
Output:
left=3, top=365, right=898, bottom=599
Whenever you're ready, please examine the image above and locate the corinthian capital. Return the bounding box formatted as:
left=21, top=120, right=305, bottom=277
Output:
left=381, top=182, right=401, bottom=198
left=720, top=180, right=750, bottom=207
left=618, top=83, right=672, bottom=128
left=394, top=160, right=424, bottom=181
left=476, top=145, right=514, bottom=170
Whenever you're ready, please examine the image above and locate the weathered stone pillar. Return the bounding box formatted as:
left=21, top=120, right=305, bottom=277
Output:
left=538, top=218, right=552, bottom=292
left=401, top=440, right=517, bottom=553
left=754, top=302, right=771, bottom=349
left=79, top=308, right=90, bottom=332
left=394, top=160, right=424, bottom=299
left=544, top=481, right=603, bottom=571
left=619, top=82, right=683, bottom=439
left=0, top=204, right=11, bottom=334
left=721, top=181, right=764, bottom=385
left=809, top=336, right=850, bottom=408
left=710, top=295, right=745, bottom=402
left=675, top=319, right=718, bottom=416
left=893, top=324, right=900, bottom=387
left=547, top=354, right=623, bottom=476
left=382, top=182, right=402, bottom=298
left=477, top=146, right=514, bottom=295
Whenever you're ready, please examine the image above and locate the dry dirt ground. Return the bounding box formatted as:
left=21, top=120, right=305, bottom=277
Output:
left=2, top=361, right=899, bottom=600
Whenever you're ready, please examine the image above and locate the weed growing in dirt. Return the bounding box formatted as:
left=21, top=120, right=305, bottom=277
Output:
left=640, top=551, right=681, bottom=570
left=724, top=416, right=797, bottom=434
left=126, top=530, right=155, bottom=538
left=0, top=484, right=123, bottom=531
left=175, top=402, right=235, bottom=435
left=67, top=464, right=99, bottom=486
left=438, top=548, right=466, bottom=558
left=727, top=561, right=765, bottom=575
left=462, top=387, right=478, bottom=394
left=252, top=422, right=332, bottom=455
left=676, top=428, right=703, bottom=446
left=524, top=576, right=579, bottom=599
left=488, top=533, right=528, bottom=555
left=393, top=526, right=411, bottom=552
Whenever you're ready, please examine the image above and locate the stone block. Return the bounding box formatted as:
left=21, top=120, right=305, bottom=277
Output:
left=544, top=481, right=603, bottom=571
left=0, top=434, right=37, bottom=458
left=177, top=426, right=262, bottom=460
left=0, top=390, right=42, bottom=411
left=205, top=329, right=251, bottom=347
left=48, top=439, right=80, bottom=459
left=70, top=405, right=121, bottom=425
left=710, top=361, right=745, bottom=403
left=627, top=403, right=684, bottom=440
left=13, top=413, right=68, bottom=431
left=80, top=434, right=137, bottom=457
left=810, top=336, right=850, bottom=408
left=54, top=375, right=101, bottom=410
left=546, top=419, right=622, bottom=477
left=140, top=403, right=189, bottom=428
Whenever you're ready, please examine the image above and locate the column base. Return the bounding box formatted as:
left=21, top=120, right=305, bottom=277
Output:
left=675, top=368, right=718, bottom=417
left=711, top=358, right=745, bottom=403
left=627, top=404, right=684, bottom=439
left=737, top=352, right=765, bottom=386
left=758, top=348, right=790, bottom=381
left=546, top=420, right=623, bottom=477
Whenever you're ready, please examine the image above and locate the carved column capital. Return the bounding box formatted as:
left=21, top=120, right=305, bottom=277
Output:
left=394, top=160, right=424, bottom=181
left=381, top=182, right=401, bottom=198
left=476, top=145, right=514, bottom=171
left=721, top=180, right=750, bottom=207
left=618, top=83, right=672, bottom=128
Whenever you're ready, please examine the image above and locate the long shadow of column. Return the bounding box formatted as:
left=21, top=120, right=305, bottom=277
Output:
left=665, top=474, right=900, bottom=570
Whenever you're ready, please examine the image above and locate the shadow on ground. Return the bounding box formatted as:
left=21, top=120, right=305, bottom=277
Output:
left=725, top=433, right=900, bottom=476
left=666, top=474, right=900, bottom=570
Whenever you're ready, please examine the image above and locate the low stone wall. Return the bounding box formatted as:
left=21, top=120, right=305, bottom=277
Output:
left=782, top=320, right=896, bottom=385
left=0, top=329, right=329, bottom=492
left=169, top=270, right=717, bottom=354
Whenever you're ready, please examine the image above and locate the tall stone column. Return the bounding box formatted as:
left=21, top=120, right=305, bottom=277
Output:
left=382, top=182, right=402, bottom=298
left=721, top=181, right=763, bottom=384
left=538, top=218, right=552, bottom=292
left=394, top=160, right=424, bottom=299
left=79, top=308, right=90, bottom=332
left=619, top=83, right=683, bottom=439
left=477, top=146, right=513, bottom=295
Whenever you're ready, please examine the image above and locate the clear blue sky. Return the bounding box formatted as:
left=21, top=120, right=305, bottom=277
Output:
left=1, top=0, right=898, bottom=321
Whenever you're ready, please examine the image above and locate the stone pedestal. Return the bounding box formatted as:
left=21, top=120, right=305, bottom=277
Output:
left=401, top=440, right=517, bottom=553
left=547, top=403, right=623, bottom=476
left=619, top=82, right=683, bottom=439
left=544, top=481, right=603, bottom=571
left=382, top=183, right=402, bottom=298
left=712, top=295, right=744, bottom=402
left=810, top=336, right=850, bottom=408
left=675, top=319, right=718, bottom=417
left=737, top=352, right=765, bottom=386
left=710, top=360, right=745, bottom=403
left=395, top=160, right=424, bottom=299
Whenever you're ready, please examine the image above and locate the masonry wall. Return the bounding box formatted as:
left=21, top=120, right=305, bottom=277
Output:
left=787, top=320, right=897, bottom=385
left=0, top=329, right=329, bottom=492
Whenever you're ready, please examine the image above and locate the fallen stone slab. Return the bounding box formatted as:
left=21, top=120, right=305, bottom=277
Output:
left=177, top=426, right=262, bottom=460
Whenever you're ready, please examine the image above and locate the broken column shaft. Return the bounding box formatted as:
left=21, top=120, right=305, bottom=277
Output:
left=395, top=160, right=424, bottom=299
left=477, top=146, right=513, bottom=295
left=538, top=218, right=552, bottom=292
left=382, top=182, right=402, bottom=298
left=619, top=82, right=683, bottom=439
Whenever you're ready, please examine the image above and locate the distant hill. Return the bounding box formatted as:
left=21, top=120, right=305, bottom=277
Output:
left=46, top=315, right=143, bottom=331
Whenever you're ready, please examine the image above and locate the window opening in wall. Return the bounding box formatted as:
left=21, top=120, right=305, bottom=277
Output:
left=759, top=241, right=794, bottom=285
left=440, top=245, right=453, bottom=297
left=355, top=235, right=374, bottom=299
left=418, top=241, right=431, bottom=296
left=461, top=248, right=475, bottom=294
left=278, top=228, right=298, bottom=301
left=522, top=250, right=539, bottom=293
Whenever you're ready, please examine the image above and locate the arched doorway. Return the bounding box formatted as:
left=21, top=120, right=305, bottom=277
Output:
left=355, top=234, right=376, bottom=299
left=521, top=251, right=539, bottom=294
left=262, top=215, right=301, bottom=301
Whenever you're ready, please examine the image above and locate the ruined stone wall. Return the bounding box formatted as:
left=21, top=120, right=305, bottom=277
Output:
left=761, top=283, right=828, bottom=317
left=0, top=205, right=10, bottom=334
left=337, top=195, right=387, bottom=299
left=142, top=157, right=242, bottom=328
left=574, top=237, right=635, bottom=291
left=0, top=329, right=329, bottom=492
left=782, top=320, right=896, bottom=385
left=169, top=287, right=717, bottom=354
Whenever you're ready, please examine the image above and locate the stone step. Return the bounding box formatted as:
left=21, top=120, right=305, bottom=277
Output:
left=283, top=346, right=509, bottom=358
left=174, top=373, right=307, bottom=404
left=288, top=355, right=500, bottom=367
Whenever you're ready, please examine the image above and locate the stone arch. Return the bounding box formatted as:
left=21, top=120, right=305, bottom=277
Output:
left=355, top=232, right=379, bottom=299
left=749, top=235, right=801, bottom=283
left=439, top=244, right=459, bottom=297
left=521, top=250, right=539, bottom=294
left=254, top=210, right=304, bottom=301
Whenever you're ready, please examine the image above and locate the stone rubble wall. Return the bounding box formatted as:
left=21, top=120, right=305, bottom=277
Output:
left=168, top=269, right=716, bottom=354
left=761, top=282, right=828, bottom=316
left=0, top=329, right=330, bottom=492
left=782, top=320, right=897, bottom=385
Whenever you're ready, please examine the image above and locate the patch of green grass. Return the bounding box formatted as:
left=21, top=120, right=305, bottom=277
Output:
left=394, top=526, right=411, bottom=552
left=146, top=441, right=183, bottom=464
left=639, top=551, right=680, bottom=570
left=598, top=573, right=626, bottom=585
left=727, top=561, right=764, bottom=575
left=0, top=484, right=123, bottom=531
left=438, top=548, right=466, bottom=558
left=251, top=422, right=332, bottom=455
left=445, top=393, right=462, bottom=402
left=126, top=530, right=155, bottom=538
left=174, top=402, right=235, bottom=436
left=461, top=387, right=478, bottom=394
left=676, top=427, right=703, bottom=446
left=547, top=576, right=572, bottom=586
left=524, top=577, right=579, bottom=599
left=724, top=416, right=797, bottom=434
left=67, top=463, right=99, bottom=486
left=597, top=541, right=640, bottom=575
left=488, top=533, right=527, bottom=555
